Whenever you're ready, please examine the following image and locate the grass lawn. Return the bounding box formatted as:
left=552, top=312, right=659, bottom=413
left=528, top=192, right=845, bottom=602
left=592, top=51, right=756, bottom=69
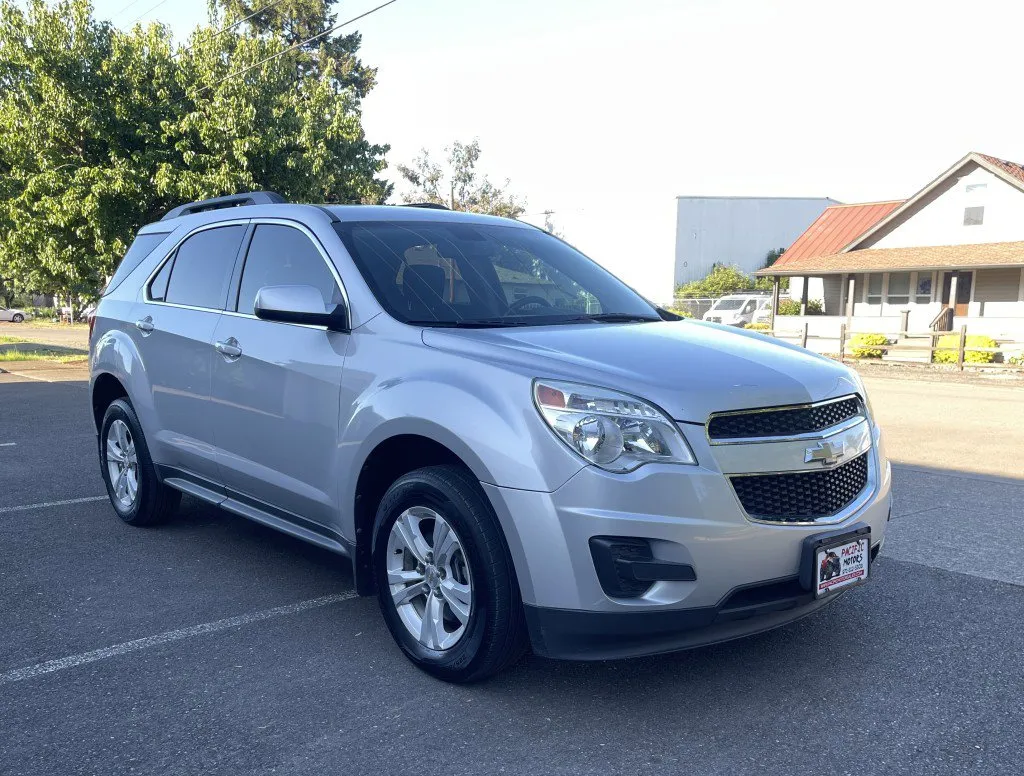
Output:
left=0, top=335, right=25, bottom=345
left=18, top=320, right=90, bottom=330
left=0, top=348, right=88, bottom=364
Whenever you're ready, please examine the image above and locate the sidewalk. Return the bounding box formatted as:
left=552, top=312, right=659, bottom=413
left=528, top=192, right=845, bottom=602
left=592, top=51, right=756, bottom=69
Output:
left=0, top=360, right=90, bottom=383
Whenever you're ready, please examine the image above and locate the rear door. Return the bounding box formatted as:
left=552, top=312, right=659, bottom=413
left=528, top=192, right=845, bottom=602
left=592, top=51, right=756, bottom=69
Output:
left=134, top=221, right=248, bottom=485
left=209, top=220, right=350, bottom=528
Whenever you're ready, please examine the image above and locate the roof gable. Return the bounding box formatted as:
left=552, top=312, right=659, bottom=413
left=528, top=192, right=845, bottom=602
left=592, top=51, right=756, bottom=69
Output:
left=845, top=152, right=1024, bottom=251
left=773, top=201, right=902, bottom=269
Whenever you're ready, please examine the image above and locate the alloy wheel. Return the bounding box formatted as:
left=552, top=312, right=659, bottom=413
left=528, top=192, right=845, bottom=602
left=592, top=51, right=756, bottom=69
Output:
left=386, top=506, right=473, bottom=650
left=106, top=419, right=139, bottom=509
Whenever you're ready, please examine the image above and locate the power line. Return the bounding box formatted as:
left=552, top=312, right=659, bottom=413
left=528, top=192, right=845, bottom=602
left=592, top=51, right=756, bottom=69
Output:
left=173, top=0, right=288, bottom=59
left=128, top=0, right=171, bottom=26
left=110, top=0, right=148, bottom=19
left=200, top=0, right=399, bottom=94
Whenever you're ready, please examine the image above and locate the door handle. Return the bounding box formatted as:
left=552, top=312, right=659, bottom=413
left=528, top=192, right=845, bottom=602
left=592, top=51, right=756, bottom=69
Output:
left=135, top=316, right=154, bottom=334
left=215, top=338, right=242, bottom=359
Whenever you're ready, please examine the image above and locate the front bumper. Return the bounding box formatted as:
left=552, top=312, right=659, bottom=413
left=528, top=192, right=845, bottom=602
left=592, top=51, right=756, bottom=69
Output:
left=482, top=424, right=892, bottom=659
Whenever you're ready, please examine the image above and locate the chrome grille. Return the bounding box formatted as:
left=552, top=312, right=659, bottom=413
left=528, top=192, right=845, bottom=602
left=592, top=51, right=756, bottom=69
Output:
left=730, top=452, right=869, bottom=522
left=708, top=397, right=860, bottom=441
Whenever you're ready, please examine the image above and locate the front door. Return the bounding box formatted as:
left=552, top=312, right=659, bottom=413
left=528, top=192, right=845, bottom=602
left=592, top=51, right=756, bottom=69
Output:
left=210, top=222, right=349, bottom=528
left=941, top=271, right=973, bottom=317
left=134, top=222, right=248, bottom=483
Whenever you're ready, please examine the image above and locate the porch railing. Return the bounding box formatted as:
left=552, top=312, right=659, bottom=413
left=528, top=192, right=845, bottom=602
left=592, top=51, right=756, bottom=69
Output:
left=750, top=322, right=1020, bottom=371
left=929, top=307, right=953, bottom=332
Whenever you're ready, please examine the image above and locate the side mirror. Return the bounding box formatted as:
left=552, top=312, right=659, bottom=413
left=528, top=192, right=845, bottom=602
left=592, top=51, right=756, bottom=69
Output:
left=254, top=285, right=349, bottom=332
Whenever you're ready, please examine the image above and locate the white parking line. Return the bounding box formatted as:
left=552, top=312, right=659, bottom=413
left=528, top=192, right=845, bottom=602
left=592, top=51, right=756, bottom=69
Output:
left=0, top=592, right=357, bottom=685
left=0, top=442, right=15, bottom=447
left=0, top=496, right=108, bottom=514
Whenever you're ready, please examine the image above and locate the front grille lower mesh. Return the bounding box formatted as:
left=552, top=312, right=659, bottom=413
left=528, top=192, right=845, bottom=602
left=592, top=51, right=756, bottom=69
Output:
left=708, top=397, right=861, bottom=440
left=730, top=452, right=869, bottom=522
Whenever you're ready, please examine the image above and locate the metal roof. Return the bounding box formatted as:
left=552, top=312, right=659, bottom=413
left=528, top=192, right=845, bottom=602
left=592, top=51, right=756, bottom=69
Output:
left=771, top=201, right=903, bottom=269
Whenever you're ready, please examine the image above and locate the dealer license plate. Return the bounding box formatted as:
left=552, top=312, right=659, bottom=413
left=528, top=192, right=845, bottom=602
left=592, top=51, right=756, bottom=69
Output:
left=815, top=536, right=869, bottom=598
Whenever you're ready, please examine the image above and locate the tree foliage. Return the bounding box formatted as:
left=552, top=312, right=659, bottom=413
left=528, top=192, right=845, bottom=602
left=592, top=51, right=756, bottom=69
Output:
left=676, top=264, right=761, bottom=297
left=763, top=247, right=785, bottom=268
left=211, top=0, right=376, bottom=96
left=396, top=139, right=526, bottom=218
left=0, top=0, right=390, bottom=307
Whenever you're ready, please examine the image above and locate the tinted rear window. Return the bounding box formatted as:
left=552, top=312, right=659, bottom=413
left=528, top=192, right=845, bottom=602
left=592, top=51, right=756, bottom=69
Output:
left=103, top=232, right=171, bottom=295
left=164, top=225, right=247, bottom=310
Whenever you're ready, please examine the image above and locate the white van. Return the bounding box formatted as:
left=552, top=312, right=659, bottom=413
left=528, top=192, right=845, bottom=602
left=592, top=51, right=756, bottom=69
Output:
left=702, top=294, right=772, bottom=327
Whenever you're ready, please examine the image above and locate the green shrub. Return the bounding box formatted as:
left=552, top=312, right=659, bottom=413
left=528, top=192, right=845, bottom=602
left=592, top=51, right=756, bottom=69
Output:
left=849, top=333, right=888, bottom=359
left=29, top=306, right=57, bottom=320
left=932, top=334, right=997, bottom=364
left=776, top=299, right=823, bottom=315
left=663, top=307, right=693, bottom=319
left=746, top=322, right=771, bottom=331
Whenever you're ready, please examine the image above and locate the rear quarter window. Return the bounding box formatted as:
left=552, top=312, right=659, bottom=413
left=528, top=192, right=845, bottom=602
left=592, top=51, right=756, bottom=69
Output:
left=103, top=232, right=171, bottom=296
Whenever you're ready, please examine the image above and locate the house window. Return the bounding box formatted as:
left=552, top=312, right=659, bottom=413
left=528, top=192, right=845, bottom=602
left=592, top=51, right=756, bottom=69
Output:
left=966, top=183, right=987, bottom=194
left=866, top=273, right=883, bottom=304
left=915, top=272, right=932, bottom=304
left=887, top=272, right=911, bottom=305
left=964, top=206, right=984, bottom=226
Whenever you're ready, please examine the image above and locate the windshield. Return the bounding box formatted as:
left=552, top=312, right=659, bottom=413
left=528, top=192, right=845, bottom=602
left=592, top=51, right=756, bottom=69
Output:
left=712, top=299, right=746, bottom=311
left=333, top=221, right=660, bottom=326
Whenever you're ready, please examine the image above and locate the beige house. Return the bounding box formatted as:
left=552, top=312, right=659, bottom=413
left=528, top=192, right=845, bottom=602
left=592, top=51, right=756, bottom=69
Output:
left=758, top=152, right=1024, bottom=340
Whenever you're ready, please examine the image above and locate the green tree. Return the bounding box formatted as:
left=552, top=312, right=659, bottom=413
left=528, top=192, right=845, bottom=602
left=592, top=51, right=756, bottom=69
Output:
left=396, top=139, right=526, bottom=218
left=756, top=247, right=789, bottom=292
left=211, top=0, right=376, bottom=96
left=763, top=247, right=785, bottom=268
left=676, top=264, right=759, bottom=297
left=0, top=0, right=390, bottom=316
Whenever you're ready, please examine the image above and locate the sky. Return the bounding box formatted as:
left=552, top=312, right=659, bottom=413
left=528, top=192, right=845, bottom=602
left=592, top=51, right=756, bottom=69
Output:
left=86, top=0, right=1024, bottom=300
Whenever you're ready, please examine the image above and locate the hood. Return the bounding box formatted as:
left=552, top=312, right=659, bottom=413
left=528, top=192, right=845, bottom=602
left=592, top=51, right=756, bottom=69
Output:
left=421, top=320, right=860, bottom=423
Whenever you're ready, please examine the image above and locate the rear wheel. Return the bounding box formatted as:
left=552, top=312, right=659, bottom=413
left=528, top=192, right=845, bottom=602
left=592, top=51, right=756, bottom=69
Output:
left=372, top=465, right=527, bottom=683
left=11, top=313, right=23, bottom=323
left=99, top=398, right=180, bottom=526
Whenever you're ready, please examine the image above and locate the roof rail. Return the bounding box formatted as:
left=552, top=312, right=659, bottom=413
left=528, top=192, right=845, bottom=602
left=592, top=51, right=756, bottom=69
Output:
left=160, top=191, right=286, bottom=221
left=403, top=202, right=450, bottom=210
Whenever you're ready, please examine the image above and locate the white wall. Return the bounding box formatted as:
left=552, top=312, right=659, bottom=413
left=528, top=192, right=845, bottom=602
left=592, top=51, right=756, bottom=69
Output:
left=866, top=164, right=1024, bottom=249
left=674, top=197, right=837, bottom=288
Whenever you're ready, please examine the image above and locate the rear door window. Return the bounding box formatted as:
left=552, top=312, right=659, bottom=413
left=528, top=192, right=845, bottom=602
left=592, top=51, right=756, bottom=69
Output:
left=161, top=225, right=247, bottom=310
left=235, top=224, right=341, bottom=314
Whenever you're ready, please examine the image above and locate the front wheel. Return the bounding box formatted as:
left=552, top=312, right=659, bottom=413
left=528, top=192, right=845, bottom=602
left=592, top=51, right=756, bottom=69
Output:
left=11, top=313, right=23, bottom=323
left=372, top=465, right=527, bottom=683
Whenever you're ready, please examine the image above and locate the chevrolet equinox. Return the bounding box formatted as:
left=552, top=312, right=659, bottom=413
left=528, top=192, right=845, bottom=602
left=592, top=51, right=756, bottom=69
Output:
left=89, top=192, right=891, bottom=682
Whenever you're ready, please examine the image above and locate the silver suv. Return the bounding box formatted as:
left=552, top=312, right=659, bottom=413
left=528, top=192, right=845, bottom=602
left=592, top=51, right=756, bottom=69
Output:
left=90, top=193, right=891, bottom=682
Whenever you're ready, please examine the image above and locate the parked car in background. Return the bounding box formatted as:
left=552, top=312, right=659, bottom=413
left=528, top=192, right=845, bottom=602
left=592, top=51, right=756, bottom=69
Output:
left=90, top=192, right=891, bottom=682
left=0, top=306, right=28, bottom=323
left=702, top=293, right=772, bottom=327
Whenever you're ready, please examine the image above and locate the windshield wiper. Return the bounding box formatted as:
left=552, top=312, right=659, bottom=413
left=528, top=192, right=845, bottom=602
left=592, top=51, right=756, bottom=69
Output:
left=561, top=313, right=662, bottom=324
left=407, top=319, right=532, bottom=328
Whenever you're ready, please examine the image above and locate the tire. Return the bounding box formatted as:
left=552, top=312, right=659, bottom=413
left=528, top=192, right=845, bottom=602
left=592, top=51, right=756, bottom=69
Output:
left=372, top=465, right=528, bottom=683
left=11, top=314, right=23, bottom=323
left=99, top=398, right=180, bottom=526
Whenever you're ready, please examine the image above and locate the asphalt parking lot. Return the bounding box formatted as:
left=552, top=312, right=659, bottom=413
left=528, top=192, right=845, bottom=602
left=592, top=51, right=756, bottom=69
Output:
left=1, top=365, right=1022, bottom=776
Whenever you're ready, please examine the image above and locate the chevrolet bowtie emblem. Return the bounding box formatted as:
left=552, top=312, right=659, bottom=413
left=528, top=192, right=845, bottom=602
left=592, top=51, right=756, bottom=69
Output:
left=805, top=439, right=846, bottom=466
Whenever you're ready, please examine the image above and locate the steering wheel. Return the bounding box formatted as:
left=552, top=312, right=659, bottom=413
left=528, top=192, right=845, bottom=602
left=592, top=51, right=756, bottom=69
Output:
left=507, top=295, right=557, bottom=313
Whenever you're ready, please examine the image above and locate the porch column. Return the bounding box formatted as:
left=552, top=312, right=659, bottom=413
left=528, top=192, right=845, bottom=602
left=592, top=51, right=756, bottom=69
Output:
left=948, top=272, right=958, bottom=312
left=845, top=274, right=855, bottom=327
left=799, top=276, right=809, bottom=316
left=770, top=276, right=780, bottom=329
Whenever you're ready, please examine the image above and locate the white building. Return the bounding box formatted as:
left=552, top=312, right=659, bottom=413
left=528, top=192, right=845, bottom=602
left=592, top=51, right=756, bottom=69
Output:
left=674, top=196, right=838, bottom=292
left=759, top=151, right=1024, bottom=341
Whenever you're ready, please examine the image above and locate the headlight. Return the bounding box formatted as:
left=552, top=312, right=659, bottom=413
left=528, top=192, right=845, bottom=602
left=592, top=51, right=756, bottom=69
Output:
left=849, top=370, right=874, bottom=419
left=533, top=380, right=697, bottom=472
